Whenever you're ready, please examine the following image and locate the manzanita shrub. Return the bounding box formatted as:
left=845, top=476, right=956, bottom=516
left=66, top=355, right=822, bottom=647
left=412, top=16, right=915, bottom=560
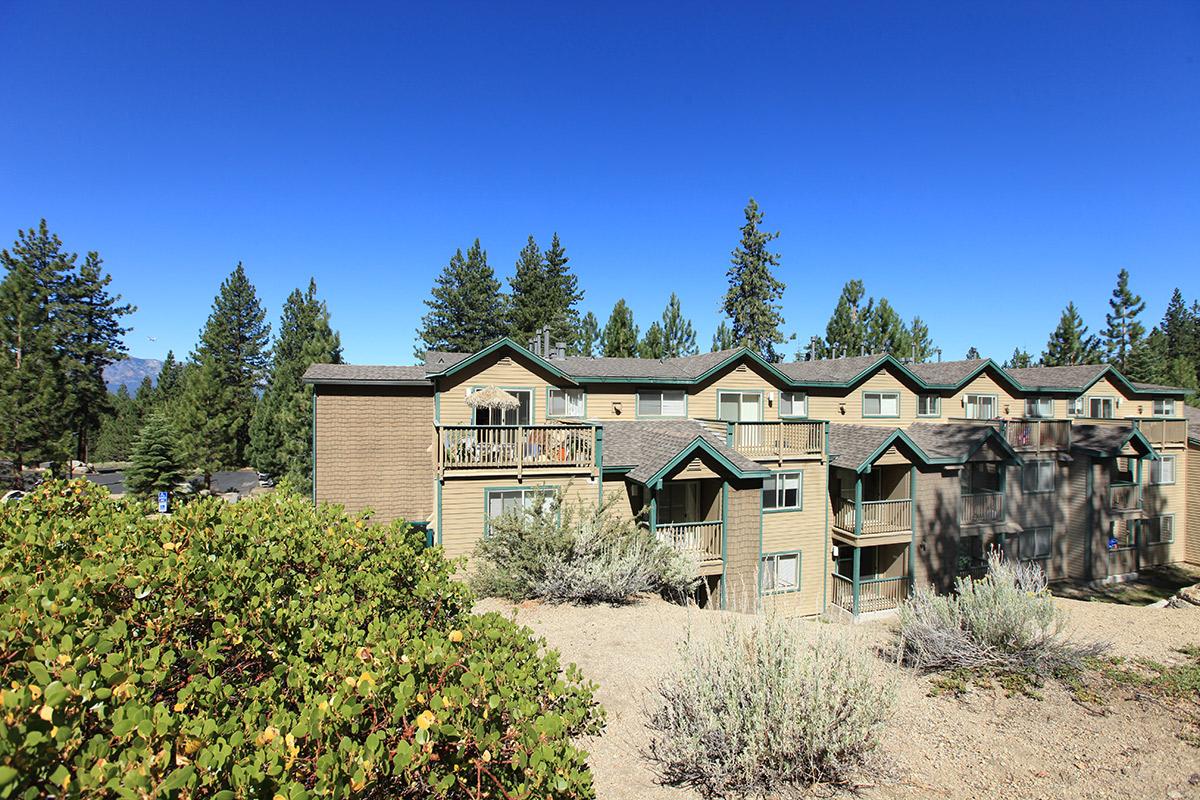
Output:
left=0, top=481, right=604, bottom=798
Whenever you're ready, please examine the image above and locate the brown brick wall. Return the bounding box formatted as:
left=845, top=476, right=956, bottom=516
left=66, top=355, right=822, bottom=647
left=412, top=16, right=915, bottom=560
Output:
left=723, top=480, right=762, bottom=613
left=313, top=385, right=435, bottom=524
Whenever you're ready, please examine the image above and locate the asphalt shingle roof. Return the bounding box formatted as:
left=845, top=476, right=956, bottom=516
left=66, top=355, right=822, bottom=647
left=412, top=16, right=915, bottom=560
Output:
left=1004, top=364, right=1109, bottom=390
left=599, top=419, right=764, bottom=483
left=1070, top=423, right=1137, bottom=454
left=776, top=354, right=889, bottom=383
left=827, top=421, right=1005, bottom=470
left=826, top=424, right=896, bottom=470
left=1184, top=406, right=1200, bottom=444
left=302, top=364, right=431, bottom=384
left=907, top=359, right=989, bottom=386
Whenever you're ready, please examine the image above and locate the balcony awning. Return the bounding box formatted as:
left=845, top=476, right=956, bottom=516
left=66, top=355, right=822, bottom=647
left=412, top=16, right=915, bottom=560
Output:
left=829, top=422, right=1023, bottom=473
left=1070, top=423, right=1160, bottom=460
left=599, top=420, right=770, bottom=486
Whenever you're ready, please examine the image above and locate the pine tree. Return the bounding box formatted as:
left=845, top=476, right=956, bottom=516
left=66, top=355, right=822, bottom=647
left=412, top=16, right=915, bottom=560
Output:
left=864, top=298, right=911, bottom=356
left=185, top=263, right=271, bottom=468
left=600, top=299, right=639, bottom=357
left=573, top=311, right=600, bottom=357
left=1160, top=289, right=1199, bottom=386
left=92, top=385, right=140, bottom=463
left=1004, top=347, right=1034, bottom=369
left=249, top=279, right=341, bottom=488
left=541, top=233, right=583, bottom=348
left=659, top=293, right=698, bottom=357
left=59, top=250, right=135, bottom=461
left=155, top=351, right=184, bottom=407
left=1100, top=269, right=1146, bottom=369
left=507, top=236, right=546, bottom=347
left=722, top=198, right=787, bottom=360
left=823, top=280, right=871, bottom=358
left=711, top=321, right=736, bottom=352
left=126, top=412, right=184, bottom=497
left=909, top=317, right=935, bottom=362
left=0, top=221, right=72, bottom=470
left=965, top=346, right=982, bottom=360
left=173, top=357, right=236, bottom=489
left=134, top=376, right=157, bottom=418
left=415, top=240, right=507, bottom=356
left=1124, top=328, right=1169, bottom=384
left=1042, top=302, right=1101, bottom=366
left=638, top=321, right=666, bottom=359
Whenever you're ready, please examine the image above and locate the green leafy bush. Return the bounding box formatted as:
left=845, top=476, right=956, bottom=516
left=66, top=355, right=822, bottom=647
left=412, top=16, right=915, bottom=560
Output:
left=0, top=480, right=603, bottom=798
left=898, top=551, right=1107, bottom=673
left=645, top=618, right=894, bottom=796
left=470, top=490, right=699, bottom=604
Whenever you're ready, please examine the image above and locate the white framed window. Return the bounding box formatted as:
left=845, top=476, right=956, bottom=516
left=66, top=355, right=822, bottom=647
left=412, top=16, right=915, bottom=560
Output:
left=1144, top=515, right=1174, bottom=545
left=917, top=395, right=940, bottom=417
left=547, top=387, right=585, bottom=418
left=760, top=552, right=800, bottom=593
left=718, top=390, right=762, bottom=422
left=1022, top=460, right=1055, bottom=493
left=862, top=391, right=899, bottom=417
left=638, top=389, right=686, bottom=417
left=780, top=391, right=807, bottom=418
left=762, top=472, right=802, bottom=510
left=1008, top=527, right=1052, bottom=562
left=1152, top=399, right=1175, bottom=417
left=1087, top=396, right=1115, bottom=418
left=471, top=387, right=532, bottom=426
left=963, top=394, right=998, bottom=420
left=1149, top=455, right=1176, bottom=485
left=485, top=487, right=556, bottom=532
left=1025, top=397, right=1054, bottom=418
left=1066, top=397, right=1083, bottom=416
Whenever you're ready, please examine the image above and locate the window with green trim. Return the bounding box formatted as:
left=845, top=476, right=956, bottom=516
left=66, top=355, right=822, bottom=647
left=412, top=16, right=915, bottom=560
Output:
left=760, top=552, right=800, bottom=593
left=638, top=389, right=686, bottom=417
left=1025, top=397, right=1054, bottom=418
left=485, top=487, right=556, bottom=533
left=1022, top=460, right=1055, bottom=494
left=1144, top=515, right=1174, bottom=545
left=1149, top=455, right=1175, bottom=485
left=471, top=388, right=532, bottom=425
left=917, top=394, right=940, bottom=417
left=762, top=472, right=802, bottom=510
left=963, top=394, right=997, bottom=420
left=1006, top=527, right=1052, bottom=562
left=1088, top=396, right=1115, bottom=419
left=780, top=391, right=807, bottom=418
left=1152, top=399, right=1175, bottom=417
left=863, top=391, right=899, bottom=417
left=1066, top=397, right=1083, bottom=416
left=547, top=387, right=585, bottom=418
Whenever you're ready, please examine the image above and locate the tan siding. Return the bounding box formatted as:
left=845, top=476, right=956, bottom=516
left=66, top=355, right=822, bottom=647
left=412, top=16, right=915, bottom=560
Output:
left=1063, top=458, right=1090, bottom=579
left=1187, top=445, right=1200, bottom=566
left=760, top=463, right=828, bottom=616
left=808, top=367, right=918, bottom=425
left=946, top=371, right=1021, bottom=420
left=1139, top=446, right=1188, bottom=567
left=692, top=360, right=790, bottom=420
left=314, top=386, right=434, bottom=524
left=723, top=482, right=762, bottom=613
left=436, top=354, right=575, bottom=425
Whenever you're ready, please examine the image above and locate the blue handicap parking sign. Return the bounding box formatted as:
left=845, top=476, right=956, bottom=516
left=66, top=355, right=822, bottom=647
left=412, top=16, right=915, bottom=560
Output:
left=158, top=491, right=169, bottom=514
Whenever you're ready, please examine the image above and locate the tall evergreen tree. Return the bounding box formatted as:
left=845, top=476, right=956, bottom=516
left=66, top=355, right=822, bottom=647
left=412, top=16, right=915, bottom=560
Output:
left=1124, top=328, right=1169, bottom=385
left=965, top=346, right=982, bottom=360
left=183, top=263, right=271, bottom=469
left=659, top=293, right=698, bottom=357
left=415, top=240, right=507, bottom=356
left=126, top=412, right=185, bottom=497
left=155, top=350, right=184, bottom=407
left=1160, top=289, right=1199, bottom=386
left=638, top=322, right=666, bottom=359
left=573, top=311, right=600, bottom=357
left=507, top=236, right=547, bottom=347
left=0, top=221, right=72, bottom=470
left=721, top=198, right=787, bottom=360
left=541, top=233, right=583, bottom=348
left=1100, top=269, right=1146, bottom=369
left=864, top=298, right=911, bottom=356
left=249, top=279, right=342, bottom=488
left=909, top=317, right=935, bottom=362
left=59, top=250, right=135, bottom=461
left=711, top=320, right=736, bottom=352
left=92, top=385, right=140, bottom=463
left=1042, top=302, right=1101, bottom=366
left=174, top=357, right=236, bottom=489
left=823, top=280, right=871, bottom=358
left=1004, top=347, right=1034, bottom=369
left=600, top=299, right=639, bottom=357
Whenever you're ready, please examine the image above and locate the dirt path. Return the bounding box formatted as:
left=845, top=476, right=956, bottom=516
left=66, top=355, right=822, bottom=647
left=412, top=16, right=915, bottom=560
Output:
left=475, top=597, right=1200, bottom=800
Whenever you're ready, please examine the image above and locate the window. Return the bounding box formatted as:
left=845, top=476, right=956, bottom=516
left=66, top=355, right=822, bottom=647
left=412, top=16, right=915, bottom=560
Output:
left=961, top=462, right=1001, bottom=494
left=1152, top=399, right=1176, bottom=417
left=780, top=391, right=807, bottom=418
left=862, top=391, right=899, bottom=417
left=760, top=552, right=800, bottom=593
left=485, top=487, right=556, bottom=532
left=1022, top=460, right=1055, bottom=494
left=638, top=389, right=686, bottom=417
left=1066, top=397, right=1083, bottom=416
left=917, top=395, right=940, bottom=417
left=1149, top=455, right=1176, bottom=485
left=547, top=387, right=585, bottom=418
left=762, top=472, right=802, bottom=510
left=718, top=391, right=762, bottom=422
left=1025, top=397, right=1054, bottom=418
left=956, top=535, right=987, bottom=577
left=658, top=481, right=701, bottom=524
left=472, top=388, right=532, bottom=426
left=963, top=394, right=997, bottom=420
left=1109, top=519, right=1137, bottom=549
left=1144, top=515, right=1174, bottom=545
left=1088, top=396, right=1115, bottom=418
left=1007, top=527, right=1052, bottom=562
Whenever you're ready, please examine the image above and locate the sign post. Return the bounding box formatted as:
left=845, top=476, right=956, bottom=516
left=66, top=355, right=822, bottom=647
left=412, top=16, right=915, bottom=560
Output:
left=158, top=491, right=169, bottom=514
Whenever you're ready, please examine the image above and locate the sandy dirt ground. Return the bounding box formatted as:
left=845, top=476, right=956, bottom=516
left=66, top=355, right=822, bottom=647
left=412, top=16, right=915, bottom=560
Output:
left=474, top=596, right=1200, bottom=800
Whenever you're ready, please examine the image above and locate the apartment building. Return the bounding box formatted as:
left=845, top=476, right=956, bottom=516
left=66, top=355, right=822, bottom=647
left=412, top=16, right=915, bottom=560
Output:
left=303, top=337, right=1196, bottom=618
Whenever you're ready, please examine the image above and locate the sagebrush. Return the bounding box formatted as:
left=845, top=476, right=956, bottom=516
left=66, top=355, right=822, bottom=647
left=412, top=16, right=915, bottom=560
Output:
left=898, top=550, right=1107, bottom=674
left=645, top=618, right=895, bottom=797
left=0, top=480, right=603, bottom=798
left=471, top=489, right=700, bottom=603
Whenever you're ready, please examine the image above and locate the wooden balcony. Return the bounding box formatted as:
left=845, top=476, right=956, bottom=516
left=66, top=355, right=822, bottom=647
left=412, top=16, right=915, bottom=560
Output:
left=1004, top=419, right=1071, bottom=451
left=960, top=490, right=1004, bottom=525
left=655, top=520, right=722, bottom=572
left=831, top=573, right=910, bottom=615
left=725, top=420, right=824, bottom=462
left=437, top=424, right=596, bottom=477
left=1108, top=482, right=1141, bottom=512
left=832, top=498, right=912, bottom=537
left=1131, top=418, right=1188, bottom=448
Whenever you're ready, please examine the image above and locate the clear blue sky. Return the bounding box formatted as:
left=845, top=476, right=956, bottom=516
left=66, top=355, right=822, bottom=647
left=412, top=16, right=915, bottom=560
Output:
left=1, top=1, right=1197, bottom=365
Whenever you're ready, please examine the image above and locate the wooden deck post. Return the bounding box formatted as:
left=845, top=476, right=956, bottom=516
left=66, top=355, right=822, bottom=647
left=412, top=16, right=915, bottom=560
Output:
left=854, top=474, right=863, bottom=538
left=851, top=544, right=861, bottom=616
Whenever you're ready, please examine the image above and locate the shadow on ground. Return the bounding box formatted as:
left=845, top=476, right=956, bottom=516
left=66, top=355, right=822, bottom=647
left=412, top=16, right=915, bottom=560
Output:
left=1053, top=564, right=1200, bottom=605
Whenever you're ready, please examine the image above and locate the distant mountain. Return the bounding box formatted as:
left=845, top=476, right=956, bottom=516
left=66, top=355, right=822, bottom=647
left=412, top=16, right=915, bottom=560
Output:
left=104, top=357, right=163, bottom=394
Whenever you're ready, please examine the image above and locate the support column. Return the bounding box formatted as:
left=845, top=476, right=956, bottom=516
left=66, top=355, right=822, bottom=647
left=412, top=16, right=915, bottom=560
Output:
left=852, top=544, right=861, bottom=616
left=854, top=474, right=863, bottom=538
left=908, top=465, right=917, bottom=593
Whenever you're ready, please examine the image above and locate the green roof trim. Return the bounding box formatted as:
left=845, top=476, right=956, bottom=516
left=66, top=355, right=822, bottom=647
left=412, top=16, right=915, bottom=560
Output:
left=639, top=436, right=773, bottom=487
left=424, top=337, right=579, bottom=385
left=1073, top=426, right=1161, bottom=460
left=852, top=426, right=1023, bottom=473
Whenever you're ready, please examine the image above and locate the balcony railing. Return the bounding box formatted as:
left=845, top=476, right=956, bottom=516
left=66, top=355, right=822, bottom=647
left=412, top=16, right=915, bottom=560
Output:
left=726, top=420, right=824, bottom=461
left=832, top=498, right=912, bottom=536
left=437, top=424, right=596, bottom=475
left=1004, top=419, right=1071, bottom=451
left=1108, top=482, right=1141, bottom=511
left=831, top=573, right=910, bottom=614
left=655, top=520, right=722, bottom=566
left=960, top=490, right=1004, bottom=525
left=1132, top=418, right=1188, bottom=448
